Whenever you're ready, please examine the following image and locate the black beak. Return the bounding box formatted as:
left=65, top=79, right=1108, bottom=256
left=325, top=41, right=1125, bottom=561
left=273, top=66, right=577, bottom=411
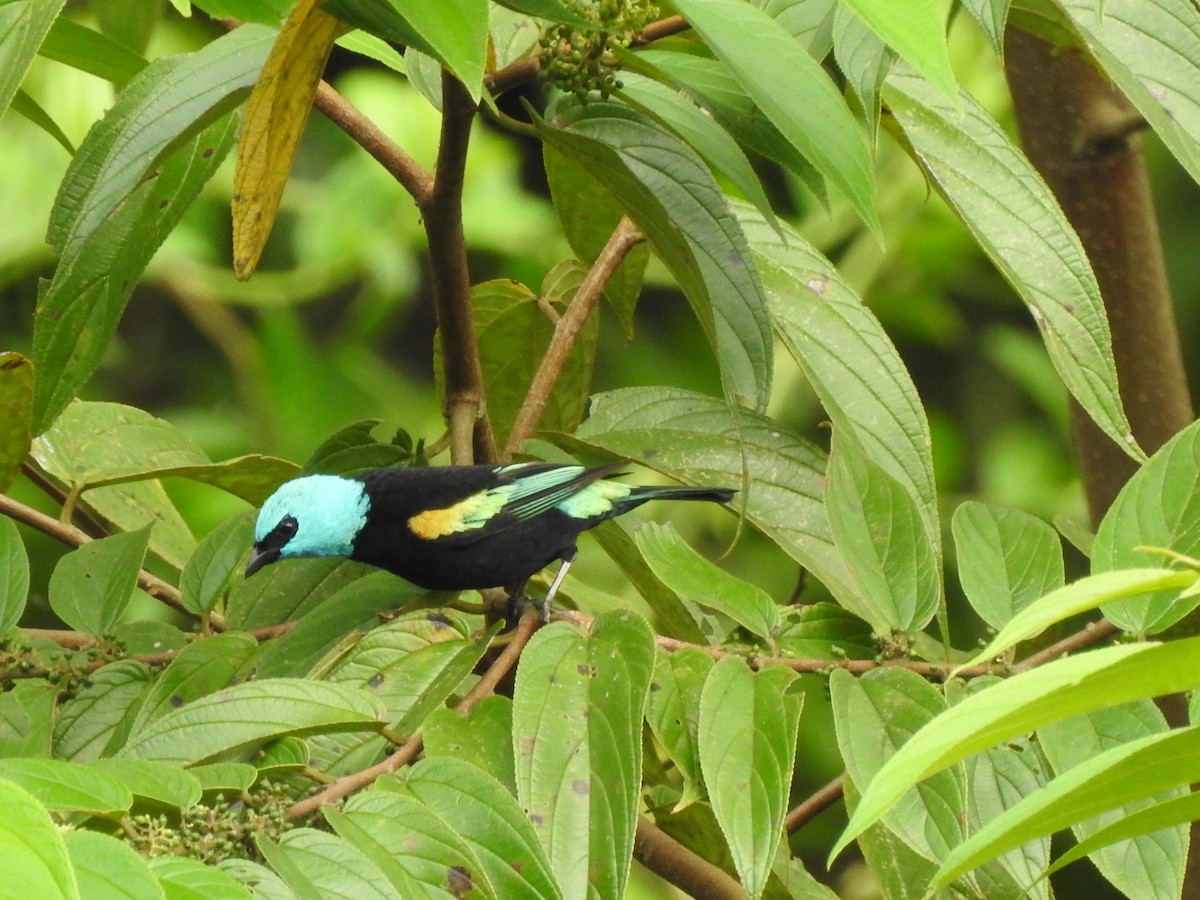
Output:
left=245, top=545, right=280, bottom=578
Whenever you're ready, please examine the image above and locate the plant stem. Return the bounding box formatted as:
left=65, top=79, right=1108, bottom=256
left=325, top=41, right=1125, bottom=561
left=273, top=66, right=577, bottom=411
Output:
left=421, top=71, right=495, bottom=465
left=785, top=775, right=845, bottom=834
left=634, top=818, right=748, bottom=900
left=0, top=493, right=209, bottom=627
left=313, top=81, right=433, bottom=203
left=503, top=216, right=644, bottom=458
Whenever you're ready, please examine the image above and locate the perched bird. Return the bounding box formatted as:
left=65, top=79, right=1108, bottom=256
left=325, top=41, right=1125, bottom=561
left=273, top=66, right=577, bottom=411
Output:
left=246, top=462, right=735, bottom=615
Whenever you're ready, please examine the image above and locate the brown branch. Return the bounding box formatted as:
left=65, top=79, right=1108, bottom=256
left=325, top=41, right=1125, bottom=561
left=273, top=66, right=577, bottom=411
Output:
left=0, top=493, right=212, bottom=628
left=422, top=71, right=495, bottom=465
left=313, top=81, right=433, bottom=203
left=1009, top=617, right=1120, bottom=673
left=785, top=775, right=845, bottom=834
left=502, top=217, right=644, bottom=458
left=285, top=612, right=540, bottom=821
left=22, top=628, right=95, bottom=650
left=634, top=817, right=747, bottom=900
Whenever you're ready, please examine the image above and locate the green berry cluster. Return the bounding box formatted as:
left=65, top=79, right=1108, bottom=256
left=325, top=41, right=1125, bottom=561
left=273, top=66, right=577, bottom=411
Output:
left=540, top=0, right=661, bottom=101
left=124, top=782, right=292, bottom=864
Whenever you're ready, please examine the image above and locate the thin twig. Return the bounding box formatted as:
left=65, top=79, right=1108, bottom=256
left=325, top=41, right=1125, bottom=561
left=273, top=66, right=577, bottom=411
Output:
left=503, top=217, right=644, bottom=459
left=1010, top=618, right=1119, bottom=673
left=285, top=612, right=540, bottom=821
left=0, top=493, right=213, bottom=627
left=313, top=82, right=433, bottom=203
left=634, top=817, right=747, bottom=900
left=22, top=628, right=95, bottom=650
left=785, top=775, right=845, bottom=834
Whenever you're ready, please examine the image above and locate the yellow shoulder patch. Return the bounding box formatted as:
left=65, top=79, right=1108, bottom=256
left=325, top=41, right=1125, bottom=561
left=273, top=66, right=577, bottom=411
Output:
left=408, top=490, right=501, bottom=540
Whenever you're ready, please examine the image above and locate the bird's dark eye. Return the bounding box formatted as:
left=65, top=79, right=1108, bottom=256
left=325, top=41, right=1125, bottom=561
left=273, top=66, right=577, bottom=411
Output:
left=277, top=515, right=298, bottom=539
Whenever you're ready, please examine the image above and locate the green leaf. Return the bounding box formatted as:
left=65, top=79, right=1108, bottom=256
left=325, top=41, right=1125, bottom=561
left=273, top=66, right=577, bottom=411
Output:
left=227, top=558, right=380, bottom=630
left=825, top=431, right=941, bottom=635
left=0, top=778, right=78, bottom=899
left=90, top=758, right=203, bottom=809
left=301, top=419, right=415, bottom=476
left=0, top=758, right=132, bottom=818
left=334, top=29, right=406, bottom=74
left=933, top=719, right=1198, bottom=890
left=379, top=0, right=488, bottom=100
left=493, top=0, right=591, bottom=28
left=0, top=351, right=33, bottom=493
left=181, top=513, right=255, bottom=615
left=120, top=679, right=383, bottom=765
left=53, top=660, right=152, bottom=762
left=645, top=647, right=713, bottom=809
left=319, top=808, right=431, bottom=899
left=0, top=516, right=29, bottom=632
left=1038, top=703, right=1186, bottom=900
left=831, top=668, right=963, bottom=864
left=1056, top=0, right=1200, bottom=186
left=48, top=525, right=151, bottom=637
left=950, top=678, right=1051, bottom=899
left=260, top=829, right=397, bottom=900
left=840, top=0, right=954, bottom=96
left=423, top=695, right=516, bottom=793
left=960, top=568, right=1199, bottom=670
left=625, top=48, right=828, bottom=202
left=394, top=757, right=562, bottom=899
left=255, top=572, right=424, bottom=678
left=33, top=26, right=274, bottom=433
left=127, top=632, right=259, bottom=739
left=830, top=636, right=1200, bottom=862
left=543, top=148, right=647, bottom=337
left=39, top=17, right=147, bottom=85
left=952, top=501, right=1064, bottom=630
left=0, top=0, right=67, bottom=118
left=568, top=386, right=853, bottom=604
left=882, top=66, right=1140, bottom=461
left=635, top=521, right=777, bottom=639
left=1046, top=791, right=1200, bottom=880
left=0, top=680, right=58, bottom=759
left=65, top=829, right=165, bottom=900
left=188, top=762, right=259, bottom=795
left=216, top=859, right=296, bottom=900
left=149, top=857, right=253, bottom=900
left=31, top=401, right=296, bottom=504
left=338, top=791, right=494, bottom=898
left=665, top=0, right=879, bottom=234
left=11, top=88, right=75, bottom=155
left=832, top=4, right=890, bottom=149
left=335, top=618, right=491, bottom=737
left=538, top=101, right=773, bottom=412
left=615, top=71, right=778, bottom=230
left=1093, top=418, right=1200, bottom=633
left=588, top=517, right=706, bottom=642
left=774, top=602, right=876, bottom=660
left=511, top=612, right=654, bottom=899
left=699, top=657, right=803, bottom=899
left=736, top=200, right=940, bottom=575
left=959, top=0, right=1010, bottom=55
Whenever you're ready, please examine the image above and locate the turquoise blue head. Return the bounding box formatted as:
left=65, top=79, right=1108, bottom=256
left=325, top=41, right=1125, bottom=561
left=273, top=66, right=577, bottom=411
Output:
left=245, top=475, right=371, bottom=577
